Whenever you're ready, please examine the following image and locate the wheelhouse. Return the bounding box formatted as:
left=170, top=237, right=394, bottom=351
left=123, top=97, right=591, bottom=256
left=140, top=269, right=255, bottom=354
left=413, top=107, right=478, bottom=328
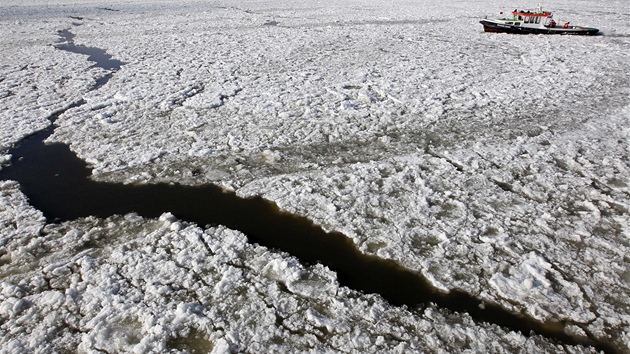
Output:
left=512, top=10, right=551, bottom=24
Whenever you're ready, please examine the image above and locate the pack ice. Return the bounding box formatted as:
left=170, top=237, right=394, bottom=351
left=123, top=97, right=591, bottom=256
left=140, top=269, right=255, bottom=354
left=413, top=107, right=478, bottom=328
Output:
left=1, top=0, right=629, bottom=352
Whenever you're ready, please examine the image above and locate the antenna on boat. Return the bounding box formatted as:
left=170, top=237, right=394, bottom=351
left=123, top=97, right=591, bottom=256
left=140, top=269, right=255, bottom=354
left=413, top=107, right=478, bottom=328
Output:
left=536, top=1, right=543, bottom=13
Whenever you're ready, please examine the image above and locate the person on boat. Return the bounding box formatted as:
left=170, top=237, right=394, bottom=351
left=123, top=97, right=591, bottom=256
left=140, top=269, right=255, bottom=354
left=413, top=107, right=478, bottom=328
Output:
left=563, top=22, right=569, bottom=28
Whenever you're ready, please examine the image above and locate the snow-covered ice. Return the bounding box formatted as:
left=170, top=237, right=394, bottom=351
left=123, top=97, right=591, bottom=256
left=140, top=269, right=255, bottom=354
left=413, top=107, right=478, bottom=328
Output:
left=1, top=0, right=629, bottom=352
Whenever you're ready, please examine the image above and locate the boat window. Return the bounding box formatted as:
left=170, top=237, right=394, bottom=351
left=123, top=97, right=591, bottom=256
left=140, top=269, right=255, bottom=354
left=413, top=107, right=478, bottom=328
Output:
left=535, top=17, right=541, bottom=24
left=524, top=16, right=530, bottom=23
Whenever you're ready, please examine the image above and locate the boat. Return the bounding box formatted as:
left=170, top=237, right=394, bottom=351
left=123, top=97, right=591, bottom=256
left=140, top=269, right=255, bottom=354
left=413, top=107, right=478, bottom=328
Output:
left=480, top=3, right=599, bottom=35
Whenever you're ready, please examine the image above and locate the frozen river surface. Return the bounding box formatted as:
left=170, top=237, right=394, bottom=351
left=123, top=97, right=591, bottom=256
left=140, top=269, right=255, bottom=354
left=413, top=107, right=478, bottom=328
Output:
left=1, top=0, right=629, bottom=352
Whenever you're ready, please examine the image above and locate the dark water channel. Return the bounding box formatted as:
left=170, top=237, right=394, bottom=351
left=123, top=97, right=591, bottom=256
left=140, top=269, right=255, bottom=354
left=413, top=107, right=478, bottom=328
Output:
left=0, top=128, right=611, bottom=353
left=56, top=29, right=124, bottom=71
left=0, top=29, right=616, bottom=354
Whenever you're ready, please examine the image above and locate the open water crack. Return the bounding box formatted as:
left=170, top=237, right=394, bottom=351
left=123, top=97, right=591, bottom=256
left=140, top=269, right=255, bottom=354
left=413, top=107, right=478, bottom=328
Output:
left=0, top=29, right=620, bottom=354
